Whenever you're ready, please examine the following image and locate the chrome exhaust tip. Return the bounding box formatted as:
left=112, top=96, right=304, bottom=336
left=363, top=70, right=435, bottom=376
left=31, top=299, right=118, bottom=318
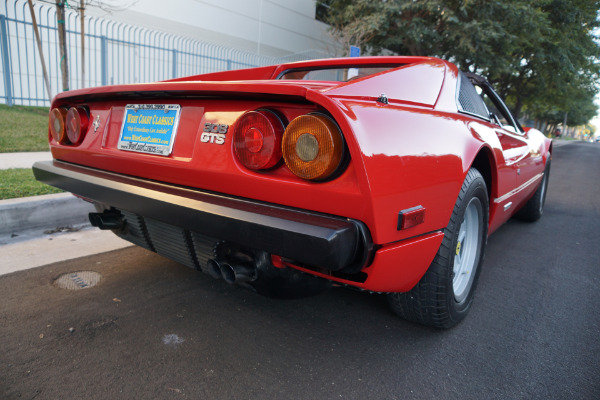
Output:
left=206, top=259, right=224, bottom=280
left=88, top=211, right=125, bottom=230
left=219, top=262, right=257, bottom=284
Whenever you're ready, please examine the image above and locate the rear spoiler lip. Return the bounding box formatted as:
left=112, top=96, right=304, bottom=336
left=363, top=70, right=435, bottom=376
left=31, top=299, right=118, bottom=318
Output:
left=50, top=80, right=338, bottom=106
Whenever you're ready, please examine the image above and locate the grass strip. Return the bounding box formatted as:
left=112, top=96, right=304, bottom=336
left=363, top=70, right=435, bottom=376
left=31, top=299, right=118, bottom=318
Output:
left=0, top=104, right=49, bottom=152
left=0, top=168, right=63, bottom=200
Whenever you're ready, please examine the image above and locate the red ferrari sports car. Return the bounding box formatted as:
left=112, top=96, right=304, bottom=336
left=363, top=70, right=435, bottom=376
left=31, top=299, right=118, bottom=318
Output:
left=34, top=56, right=552, bottom=328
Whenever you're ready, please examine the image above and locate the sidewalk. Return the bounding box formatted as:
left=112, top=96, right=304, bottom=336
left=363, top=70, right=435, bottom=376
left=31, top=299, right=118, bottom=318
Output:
left=551, top=138, right=576, bottom=147
left=0, top=151, right=53, bottom=169
left=0, top=152, right=131, bottom=275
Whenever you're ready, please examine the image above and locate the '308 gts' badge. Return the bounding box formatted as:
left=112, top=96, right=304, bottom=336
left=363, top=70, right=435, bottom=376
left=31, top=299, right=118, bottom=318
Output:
left=201, top=122, right=229, bottom=145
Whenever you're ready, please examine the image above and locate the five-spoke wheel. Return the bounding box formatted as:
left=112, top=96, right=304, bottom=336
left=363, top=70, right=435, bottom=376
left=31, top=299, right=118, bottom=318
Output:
left=388, top=168, right=489, bottom=328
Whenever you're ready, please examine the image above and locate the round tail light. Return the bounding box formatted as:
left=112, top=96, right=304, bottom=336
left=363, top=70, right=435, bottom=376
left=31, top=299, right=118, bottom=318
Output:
left=233, top=110, right=284, bottom=170
left=66, top=107, right=89, bottom=145
left=49, top=108, right=68, bottom=144
left=282, top=114, right=345, bottom=181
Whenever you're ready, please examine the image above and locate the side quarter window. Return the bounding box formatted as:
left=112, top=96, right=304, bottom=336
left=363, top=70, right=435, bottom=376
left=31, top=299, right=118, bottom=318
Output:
left=457, top=72, right=489, bottom=120
left=463, top=72, right=523, bottom=134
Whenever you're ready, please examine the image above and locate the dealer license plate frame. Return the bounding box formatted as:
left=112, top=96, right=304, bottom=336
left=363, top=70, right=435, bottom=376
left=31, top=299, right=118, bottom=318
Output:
left=118, top=104, right=181, bottom=156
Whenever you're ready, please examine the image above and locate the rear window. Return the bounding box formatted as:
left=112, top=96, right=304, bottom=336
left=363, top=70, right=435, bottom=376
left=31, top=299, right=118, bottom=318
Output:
left=278, top=66, right=401, bottom=82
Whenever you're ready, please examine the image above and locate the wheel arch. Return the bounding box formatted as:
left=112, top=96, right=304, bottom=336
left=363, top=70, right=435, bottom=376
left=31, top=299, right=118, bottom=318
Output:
left=469, top=146, right=495, bottom=203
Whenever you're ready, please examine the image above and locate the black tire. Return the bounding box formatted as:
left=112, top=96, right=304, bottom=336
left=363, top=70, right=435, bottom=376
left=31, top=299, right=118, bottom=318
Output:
left=387, top=168, right=489, bottom=329
left=514, top=158, right=551, bottom=222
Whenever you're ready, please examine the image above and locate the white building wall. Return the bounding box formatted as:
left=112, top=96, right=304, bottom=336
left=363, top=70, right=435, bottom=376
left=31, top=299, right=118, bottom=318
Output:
left=87, top=0, right=339, bottom=57
left=0, top=0, right=340, bottom=106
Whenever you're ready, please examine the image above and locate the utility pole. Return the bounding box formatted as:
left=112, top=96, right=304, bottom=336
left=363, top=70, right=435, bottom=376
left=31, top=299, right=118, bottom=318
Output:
left=56, top=0, right=69, bottom=91
left=80, top=0, right=85, bottom=88
left=27, top=0, right=52, bottom=102
left=257, top=0, right=263, bottom=56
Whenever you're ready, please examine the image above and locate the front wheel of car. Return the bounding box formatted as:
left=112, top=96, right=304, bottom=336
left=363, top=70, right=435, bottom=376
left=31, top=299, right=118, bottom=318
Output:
left=387, top=168, right=489, bottom=329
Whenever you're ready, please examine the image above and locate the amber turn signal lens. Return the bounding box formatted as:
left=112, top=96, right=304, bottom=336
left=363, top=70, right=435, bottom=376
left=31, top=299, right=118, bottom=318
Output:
left=49, top=108, right=68, bottom=144
left=233, top=110, right=284, bottom=170
left=282, top=114, right=344, bottom=181
left=66, top=107, right=89, bottom=145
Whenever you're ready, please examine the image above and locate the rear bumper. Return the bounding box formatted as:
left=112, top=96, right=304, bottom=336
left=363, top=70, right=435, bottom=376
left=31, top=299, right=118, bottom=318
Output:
left=33, top=160, right=373, bottom=272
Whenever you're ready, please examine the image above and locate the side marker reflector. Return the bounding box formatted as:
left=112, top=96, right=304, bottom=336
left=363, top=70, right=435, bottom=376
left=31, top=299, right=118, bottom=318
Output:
left=398, top=206, right=426, bottom=230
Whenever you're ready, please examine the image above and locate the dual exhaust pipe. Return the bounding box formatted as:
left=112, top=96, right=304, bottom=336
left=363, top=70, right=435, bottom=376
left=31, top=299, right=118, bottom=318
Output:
left=89, top=211, right=125, bottom=230
left=90, top=211, right=259, bottom=285
left=206, top=258, right=257, bottom=285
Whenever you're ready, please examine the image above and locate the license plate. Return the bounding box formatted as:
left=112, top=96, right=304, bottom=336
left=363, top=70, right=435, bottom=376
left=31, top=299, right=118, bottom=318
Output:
left=118, top=104, right=181, bottom=156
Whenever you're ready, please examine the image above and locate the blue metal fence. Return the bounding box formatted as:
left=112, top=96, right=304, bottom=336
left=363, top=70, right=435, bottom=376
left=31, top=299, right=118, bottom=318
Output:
left=0, top=0, right=330, bottom=106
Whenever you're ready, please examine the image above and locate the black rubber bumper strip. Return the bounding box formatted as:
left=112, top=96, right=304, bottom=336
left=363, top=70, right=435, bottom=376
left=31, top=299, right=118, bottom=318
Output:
left=33, top=160, right=373, bottom=272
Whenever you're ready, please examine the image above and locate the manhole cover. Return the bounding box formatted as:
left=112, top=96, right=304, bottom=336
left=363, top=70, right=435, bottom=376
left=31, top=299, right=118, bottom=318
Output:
left=54, top=271, right=102, bottom=290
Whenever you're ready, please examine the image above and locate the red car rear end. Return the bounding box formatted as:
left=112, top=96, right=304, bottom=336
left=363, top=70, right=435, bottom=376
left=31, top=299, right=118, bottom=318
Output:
left=34, top=56, right=552, bottom=328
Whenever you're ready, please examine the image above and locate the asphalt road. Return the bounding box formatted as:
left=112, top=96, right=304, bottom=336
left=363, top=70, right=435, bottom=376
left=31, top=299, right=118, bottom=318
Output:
left=1, top=141, right=599, bottom=400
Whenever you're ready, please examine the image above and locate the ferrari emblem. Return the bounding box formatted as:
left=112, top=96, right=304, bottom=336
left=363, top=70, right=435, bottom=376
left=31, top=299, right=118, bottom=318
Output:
left=92, top=115, right=101, bottom=132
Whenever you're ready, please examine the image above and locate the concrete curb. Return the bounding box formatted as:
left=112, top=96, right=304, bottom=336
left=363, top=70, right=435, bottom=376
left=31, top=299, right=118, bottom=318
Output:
left=0, top=193, right=95, bottom=241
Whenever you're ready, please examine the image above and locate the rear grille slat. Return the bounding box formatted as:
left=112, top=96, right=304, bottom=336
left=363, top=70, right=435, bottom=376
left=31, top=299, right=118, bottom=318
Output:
left=116, top=210, right=220, bottom=272
left=118, top=210, right=153, bottom=251
left=145, top=218, right=197, bottom=269
left=191, top=232, right=218, bottom=272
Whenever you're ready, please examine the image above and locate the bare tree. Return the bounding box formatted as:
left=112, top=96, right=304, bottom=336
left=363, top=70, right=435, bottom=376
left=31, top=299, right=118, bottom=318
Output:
left=27, top=0, right=52, bottom=101
left=52, top=0, right=137, bottom=91
left=55, top=1, right=69, bottom=91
